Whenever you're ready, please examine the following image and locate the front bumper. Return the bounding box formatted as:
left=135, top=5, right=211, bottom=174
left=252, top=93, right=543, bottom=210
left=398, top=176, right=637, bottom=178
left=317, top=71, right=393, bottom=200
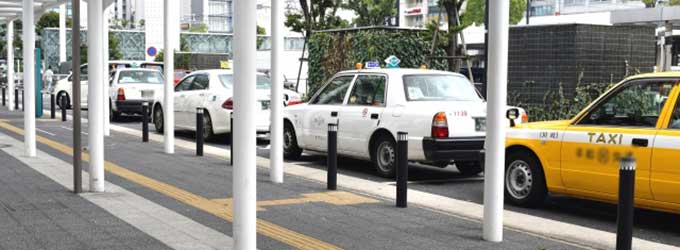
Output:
left=115, top=100, right=153, bottom=114
left=422, top=136, right=485, bottom=162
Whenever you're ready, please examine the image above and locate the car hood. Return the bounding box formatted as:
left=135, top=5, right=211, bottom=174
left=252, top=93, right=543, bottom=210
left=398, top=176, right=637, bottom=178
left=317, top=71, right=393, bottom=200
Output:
left=514, top=120, right=572, bottom=130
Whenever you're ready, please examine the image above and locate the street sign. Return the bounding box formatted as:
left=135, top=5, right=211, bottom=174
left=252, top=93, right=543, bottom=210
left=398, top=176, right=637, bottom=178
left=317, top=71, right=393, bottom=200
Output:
left=147, top=47, right=158, bottom=57
left=384, top=55, right=401, bottom=68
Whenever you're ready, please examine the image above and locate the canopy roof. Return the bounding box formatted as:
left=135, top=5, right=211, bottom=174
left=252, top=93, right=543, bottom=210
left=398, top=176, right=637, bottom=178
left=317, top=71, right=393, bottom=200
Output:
left=0, top=0, right=71, bottom=23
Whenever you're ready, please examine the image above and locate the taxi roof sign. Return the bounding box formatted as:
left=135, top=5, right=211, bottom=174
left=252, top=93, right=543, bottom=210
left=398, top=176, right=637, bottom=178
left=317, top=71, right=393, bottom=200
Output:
left=365, top=61, right=380, bottom=69
left=384, top=55, right=401, bottom=68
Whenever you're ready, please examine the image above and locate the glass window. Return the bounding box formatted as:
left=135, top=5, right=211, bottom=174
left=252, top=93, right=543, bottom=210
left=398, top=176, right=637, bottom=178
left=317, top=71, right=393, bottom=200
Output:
left=219, top=74, right=272, bottom=89
left=403, top=74, right=481, bottom=102
left=579, top=81, right=674, bottom=128
left=668, top=96, right=680, bottom=129
left=347, top=75, right=387, bottom=106
left=176, top=75, right=195, bottom=92
left=190, top=74, right=210, bottom=90
left=117, top=71, right=164, bottom=84
left=310, top=75, right=354, bottom=105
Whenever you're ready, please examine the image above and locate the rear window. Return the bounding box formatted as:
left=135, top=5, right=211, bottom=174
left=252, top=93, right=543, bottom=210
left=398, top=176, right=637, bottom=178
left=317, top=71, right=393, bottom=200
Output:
left=402, top=75, right=481, bottom=102
left=219, top=74, right=272, bottom=89
left=117, top=71, right=164, bottom=84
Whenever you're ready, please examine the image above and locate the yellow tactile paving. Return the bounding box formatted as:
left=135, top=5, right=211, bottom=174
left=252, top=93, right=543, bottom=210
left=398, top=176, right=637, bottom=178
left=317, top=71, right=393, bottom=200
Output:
left=211, top=191, right=380, bottom=211
left=0, top=121, right=342, bottom=250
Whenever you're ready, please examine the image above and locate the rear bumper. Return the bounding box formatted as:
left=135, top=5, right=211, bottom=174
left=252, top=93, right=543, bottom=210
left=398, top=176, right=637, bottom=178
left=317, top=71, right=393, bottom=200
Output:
left=115, top=100, right=152, bottom=114
left=422, top=136, right=485, bottom=162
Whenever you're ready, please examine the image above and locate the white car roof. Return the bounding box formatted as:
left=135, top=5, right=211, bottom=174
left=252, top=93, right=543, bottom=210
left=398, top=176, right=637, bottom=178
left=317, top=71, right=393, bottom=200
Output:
left=189, top=69, right=267, bottom=76
left=115, top=68, right=162, bottom=72
left=336, top=68, right=465, bottom=78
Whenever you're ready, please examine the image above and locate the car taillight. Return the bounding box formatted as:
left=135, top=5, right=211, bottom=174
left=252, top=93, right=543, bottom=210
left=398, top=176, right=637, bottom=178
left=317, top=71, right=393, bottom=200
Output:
left=117, top=88, right=125, bottom=101
left=521, top=112, right=529, bottom=123
left=431, top=112, right=449, bottom=138
left=287, top=99, right=303, bottom=106
left=221, top=97, right=233, bottom=110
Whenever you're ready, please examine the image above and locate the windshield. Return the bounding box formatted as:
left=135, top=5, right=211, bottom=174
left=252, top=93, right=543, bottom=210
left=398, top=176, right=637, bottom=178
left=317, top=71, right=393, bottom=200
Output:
left=219, top=74, right=272, bottom=89
left=402, top=75, right=481, bottom=102
left=117, top=71, right=164, bottom=84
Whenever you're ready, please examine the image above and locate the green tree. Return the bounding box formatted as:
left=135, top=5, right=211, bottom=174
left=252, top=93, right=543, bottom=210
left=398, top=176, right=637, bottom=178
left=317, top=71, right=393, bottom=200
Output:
left=285, top=0, right=349, bottom=40
left=109, top=33, right=123, bottom=60
left=344, top=0, right=397, bottom=27
left=257, top=25, right=266, bottom=49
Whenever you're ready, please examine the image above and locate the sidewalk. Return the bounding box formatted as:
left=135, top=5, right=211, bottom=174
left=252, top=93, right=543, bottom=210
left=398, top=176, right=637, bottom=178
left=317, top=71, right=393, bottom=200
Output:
left=0, top=107, right=585, bottom=250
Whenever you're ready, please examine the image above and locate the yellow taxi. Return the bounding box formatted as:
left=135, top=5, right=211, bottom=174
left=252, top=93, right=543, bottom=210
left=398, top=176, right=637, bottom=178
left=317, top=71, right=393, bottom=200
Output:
left=505, top=72, right=680, bottom=214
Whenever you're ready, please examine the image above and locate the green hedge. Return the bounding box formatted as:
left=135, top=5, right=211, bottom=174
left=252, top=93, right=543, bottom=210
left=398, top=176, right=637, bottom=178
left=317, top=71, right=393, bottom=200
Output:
left=307, top=28, right=449, bottom=96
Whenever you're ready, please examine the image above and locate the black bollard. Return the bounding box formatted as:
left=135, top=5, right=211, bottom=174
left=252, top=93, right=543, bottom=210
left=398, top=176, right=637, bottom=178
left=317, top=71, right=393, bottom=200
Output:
left=142, top=102, right=149, bottom=142
left=2, top=87, right=5, bottom=106
left=60, top=96, right=67, bottom=122
left=196, top=108, right=204, bottom=156
left=20, top=89, right=23, bottom=111
left=230, top=114, right=233, bottom=165
left=396, top=132, right=408, bottom=208
left=327, top=123, right=338, bottom=190
left=616, top=155, right=636, bottom=250
left=50, top=94, right=56, bottom=119
left=14, top=88, right=18, bottom=110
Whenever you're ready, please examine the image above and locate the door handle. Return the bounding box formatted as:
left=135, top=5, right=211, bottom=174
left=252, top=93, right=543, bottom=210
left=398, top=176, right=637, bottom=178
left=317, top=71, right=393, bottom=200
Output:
left=331, top=111, right=338, bottom=117
left=370, top=113, right=379, bottom=119
left=632, top=138, right=648, bottom=147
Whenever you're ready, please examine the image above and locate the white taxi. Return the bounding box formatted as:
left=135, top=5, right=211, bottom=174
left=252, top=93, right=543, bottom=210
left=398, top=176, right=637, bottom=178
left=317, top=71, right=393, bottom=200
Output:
left=283, top=68, right=527, bottom=177
left=152, top=69, right=301, bottom=140
left=109, top=68, right=165, bottom=121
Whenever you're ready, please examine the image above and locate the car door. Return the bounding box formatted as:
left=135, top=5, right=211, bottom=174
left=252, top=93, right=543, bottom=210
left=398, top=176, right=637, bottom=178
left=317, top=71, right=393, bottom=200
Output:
left=185, top=73, right=211, bottom=130
left=337, top=74, right=387, bottom=156
left=560, top=79, right=676, bottom=200
left=80, top=65, right=89, bottom=107
left=651, top=82, right=680, bottom=204
left=301, top=74, right=355, bottom=151
left=174, top=75, right=194, bottom=128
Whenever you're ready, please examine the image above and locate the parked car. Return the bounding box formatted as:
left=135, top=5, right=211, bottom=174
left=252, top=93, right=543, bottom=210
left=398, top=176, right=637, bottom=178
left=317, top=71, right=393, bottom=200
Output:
left=282, top=68, right=527, bottom=177
left=174, top=70, right=191, bottom=85
left=152, top=69, right=301, bottom=140
left=109, top=68, right=165, bottom=121
left=504, top=72, right=680, bottom=214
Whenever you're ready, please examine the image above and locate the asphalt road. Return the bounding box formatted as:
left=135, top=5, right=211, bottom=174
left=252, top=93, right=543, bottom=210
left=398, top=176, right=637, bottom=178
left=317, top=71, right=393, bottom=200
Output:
left=68, top=108, right=680, bottom=247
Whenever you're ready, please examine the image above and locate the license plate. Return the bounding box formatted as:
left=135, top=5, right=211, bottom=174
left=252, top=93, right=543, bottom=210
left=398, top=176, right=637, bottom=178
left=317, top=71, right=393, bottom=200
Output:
left=475, top=117, right=486, bottom=132
left=142, top=90, right=154, bottom=99
left=261, top=100, right=270, bottom=110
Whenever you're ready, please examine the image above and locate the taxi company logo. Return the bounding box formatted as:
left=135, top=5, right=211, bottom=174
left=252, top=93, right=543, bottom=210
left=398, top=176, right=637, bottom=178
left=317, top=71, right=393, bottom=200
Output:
left=312, top=115, right=325, bottom=127
left=588, top=132, right=623, bottom=145
left=362, top=108, right=368, bottom=118
left=384, top=55, right=401, bottom=68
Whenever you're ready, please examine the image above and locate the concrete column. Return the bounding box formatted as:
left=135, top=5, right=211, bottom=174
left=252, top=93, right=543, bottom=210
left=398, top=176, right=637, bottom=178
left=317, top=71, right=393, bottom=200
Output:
left=269, top=0, right=284, bottom=183
left=22, top=0, right=36, bottom=157
left=59, top=4, right=67, bottom=63
left=103, top=3, right=110, bottom=136
left=483, top=0, right=509, bottom=242
left=7, top=20, right=14, bottom=112
left=88, top=0, right=105, bottom=192
left=233, top=0, right=257, bottom=249
left=163, top=0, right=176, bottom=154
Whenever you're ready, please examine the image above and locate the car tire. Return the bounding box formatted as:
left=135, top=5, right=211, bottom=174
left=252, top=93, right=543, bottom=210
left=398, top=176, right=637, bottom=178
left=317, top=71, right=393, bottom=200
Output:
left=57, top=91, right=70, bottom=110
left=202, top=110, right=215, bottom=141
left=456, top=161, right=484, bottom=176
left=153, top=105, right=164, bottom=133
left=371, top=134, right=397, bottom=178
left=504, top=150, right=548, bottom=207
left=283, top=122, right=302, bottom=160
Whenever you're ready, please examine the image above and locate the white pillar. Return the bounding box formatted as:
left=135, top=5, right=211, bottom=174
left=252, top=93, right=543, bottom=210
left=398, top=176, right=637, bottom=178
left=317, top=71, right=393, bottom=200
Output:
left=483, top=0, right=509, bottom=242
left=23, top=0, right=36, bottom=157
left=7, top=20, right=14, bottom=112
left=233, top=0, right=257, bottom=249
left=88, top=0, right=105, bottom=192
left=59, top=4, right=67, bottom=63
left=163, top=0, right=176, bottom=154
left=269, top=0, right=284, bottom=183
left=103, top=3, right=110, bottom=136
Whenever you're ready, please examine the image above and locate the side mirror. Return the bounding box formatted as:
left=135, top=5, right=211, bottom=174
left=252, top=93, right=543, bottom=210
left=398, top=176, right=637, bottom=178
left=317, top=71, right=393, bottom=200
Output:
left=506, top=108, right=519, bottom=127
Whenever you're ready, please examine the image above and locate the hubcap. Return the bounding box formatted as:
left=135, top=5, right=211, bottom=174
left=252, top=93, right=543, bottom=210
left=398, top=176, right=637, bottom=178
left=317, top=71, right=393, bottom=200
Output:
left=376, top=142, right=395, bottom=172
left=283, top=129, right=293, bottom=150
left=154, top=109, right=163, bottom=128
left=506, top=160, right=533, bottom=200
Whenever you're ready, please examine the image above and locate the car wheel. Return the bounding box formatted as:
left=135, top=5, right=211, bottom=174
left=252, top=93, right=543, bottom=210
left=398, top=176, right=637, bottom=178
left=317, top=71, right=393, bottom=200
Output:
left=283, top=122, right=302, bottom=160
left=456, top=161, right=484, bottom=176
left=153, top=105, right=164, bottom=133
left=372, top=134, right=397, bottom=178
left=202, top=110, right=215, bottom=141
left=505, top=151, right=548, bottom=207
left=57, top=91, right=70, bottom=109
